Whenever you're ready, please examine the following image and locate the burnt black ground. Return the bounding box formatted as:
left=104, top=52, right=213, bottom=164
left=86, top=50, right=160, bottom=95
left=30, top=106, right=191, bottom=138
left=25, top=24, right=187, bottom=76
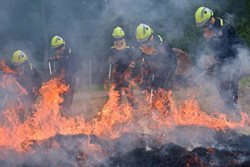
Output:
left=100, top=130, right=250, bottom=167
left=2, top=128, right=250, bottom=167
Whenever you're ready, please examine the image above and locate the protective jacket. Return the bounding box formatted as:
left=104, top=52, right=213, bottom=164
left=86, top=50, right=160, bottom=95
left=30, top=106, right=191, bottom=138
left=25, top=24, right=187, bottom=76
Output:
left=109, top=44, right=137, bottom=107
left=51, top=47, right=78, bottom=113
left=109, top=45, right=135, bottom=89
left=208, top=17, right=241, bottom=65
left=53, top=48, right=78, bottom=86
left=206, top=17, right=242, bottom=110
left=136, top=35, right=177, bottom=90
left=14, top=61, right=42, bottom=100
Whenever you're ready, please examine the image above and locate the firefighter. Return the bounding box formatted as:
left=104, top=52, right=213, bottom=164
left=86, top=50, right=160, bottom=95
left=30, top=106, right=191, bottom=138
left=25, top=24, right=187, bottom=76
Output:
left=11, top=50, right=42, bottom=107
left=135, top=24, right=177, bottom=97
left=108, top=26, right=137, bottom=108
left=195, top=7, right=242, bottom=111
left=50, top=35, right=78, bottom=114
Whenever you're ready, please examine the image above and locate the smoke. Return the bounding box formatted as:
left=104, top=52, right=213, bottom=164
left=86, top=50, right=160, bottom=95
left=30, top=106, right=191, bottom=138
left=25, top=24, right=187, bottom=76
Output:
left=238, top=47, right=250, bottom=76
left=0, top=0, right=250, bottom=166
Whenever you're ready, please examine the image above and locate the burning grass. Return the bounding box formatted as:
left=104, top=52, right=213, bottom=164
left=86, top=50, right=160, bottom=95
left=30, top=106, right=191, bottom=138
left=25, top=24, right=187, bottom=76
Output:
left=0, top=75, right=250, bottom=166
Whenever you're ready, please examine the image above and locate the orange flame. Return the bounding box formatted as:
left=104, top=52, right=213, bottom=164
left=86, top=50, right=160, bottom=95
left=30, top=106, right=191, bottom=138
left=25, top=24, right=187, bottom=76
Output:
left=0, top=60, right=17, bottom=75
left=0, top=77, right=249, bottom=160
left=0, top=60, right=27, bottom=96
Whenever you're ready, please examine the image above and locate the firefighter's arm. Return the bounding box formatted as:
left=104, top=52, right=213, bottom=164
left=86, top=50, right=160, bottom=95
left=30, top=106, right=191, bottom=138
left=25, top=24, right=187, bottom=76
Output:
left=48, top=52, right=62, bottom=63
left=122, top=61, right=135, bottom=82
left=128, top=61, right=136, bottom=69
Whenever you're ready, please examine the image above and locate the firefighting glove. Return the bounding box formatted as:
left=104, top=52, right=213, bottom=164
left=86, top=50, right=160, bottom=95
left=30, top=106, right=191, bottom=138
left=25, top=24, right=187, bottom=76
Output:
left=128, top=61, right=136, bottom=69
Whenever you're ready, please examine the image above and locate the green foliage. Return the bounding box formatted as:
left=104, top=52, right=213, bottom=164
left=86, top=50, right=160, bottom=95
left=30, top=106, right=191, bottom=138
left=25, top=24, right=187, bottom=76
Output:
left=240, top=76, right=250, bottom=87
left=236, top=18, right=250, bottom=47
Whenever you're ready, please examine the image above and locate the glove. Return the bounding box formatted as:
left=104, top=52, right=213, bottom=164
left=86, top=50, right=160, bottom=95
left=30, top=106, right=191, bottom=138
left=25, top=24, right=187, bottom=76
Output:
left=48, top=57, right=55, bottom=62
left=128, top=61, right=136, bottom=69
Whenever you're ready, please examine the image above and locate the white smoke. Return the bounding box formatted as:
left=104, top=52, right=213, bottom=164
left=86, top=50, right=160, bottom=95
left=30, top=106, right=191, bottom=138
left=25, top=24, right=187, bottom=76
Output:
left=238, top=47, right=250, bottom=76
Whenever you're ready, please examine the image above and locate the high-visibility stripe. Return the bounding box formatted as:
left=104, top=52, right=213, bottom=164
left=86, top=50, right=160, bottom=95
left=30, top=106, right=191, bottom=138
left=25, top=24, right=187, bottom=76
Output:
left=219, top=18, right=223, bottom=26
left=157, top=35, right=163, bottom=43
left=29, top=63, right=33, bottom=70
left=216, top=17, right=224, bottom=26
left=111, top=45, right=129, bottom=50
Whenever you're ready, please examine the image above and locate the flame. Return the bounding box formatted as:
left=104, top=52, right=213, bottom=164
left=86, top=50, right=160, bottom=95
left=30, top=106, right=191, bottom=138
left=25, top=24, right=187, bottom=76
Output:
left=0, top=74, right=27, bottom=96
left=91, top=85, right=133, bottom=138
left=0, top=76, right=249, bottom=161
left=0, top=60, right=27, bottom=96
left=169, top=92, right=245, bottom=130
left=0, top=77, right=68, bottom=151
left=0, top=60, right=17, bottom=75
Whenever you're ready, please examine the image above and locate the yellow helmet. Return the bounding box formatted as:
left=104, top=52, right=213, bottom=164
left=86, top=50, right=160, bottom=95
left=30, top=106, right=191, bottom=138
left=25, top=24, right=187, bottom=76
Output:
left=11, top=50, right=28, bottom=65
left=195, top=7, right=213, bottom=27
left=51, top=35, right=65, bottom=48
left=112, top=26, right=125, bottom=39
left=135, top=24, right=153, bottom=43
